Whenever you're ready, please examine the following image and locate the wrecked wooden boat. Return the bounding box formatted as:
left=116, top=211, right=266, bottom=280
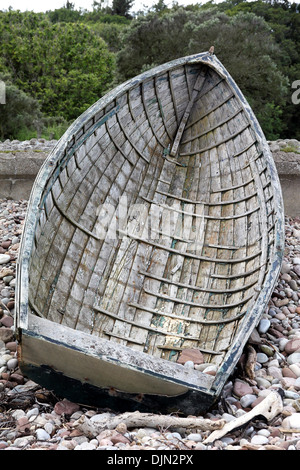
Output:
left=15, top=51, right=284, bottom=415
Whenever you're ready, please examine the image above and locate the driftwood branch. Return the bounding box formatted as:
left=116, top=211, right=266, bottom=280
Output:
left=73, top=391, right=283, bottom=442
left=203, top=390, right=283, bottom=444
left=245, top=344, right=257, bottom=380
left=73, top=411, right=226, bottom=438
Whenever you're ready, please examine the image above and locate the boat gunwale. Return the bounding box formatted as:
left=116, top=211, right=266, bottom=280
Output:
left=15, top=51, right=285, bottom=402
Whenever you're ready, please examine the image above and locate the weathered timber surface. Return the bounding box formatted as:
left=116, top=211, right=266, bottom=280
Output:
left=15, top=52, right=285, bottom=414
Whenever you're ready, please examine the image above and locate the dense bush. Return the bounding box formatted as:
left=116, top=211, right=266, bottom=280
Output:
left=0, top=1, right=299, bottom=140
left=0, top=71, right=42, bottom=140
left=116, top=7, right=289, bottom=139
left=0, top=11, right=115, bottom=122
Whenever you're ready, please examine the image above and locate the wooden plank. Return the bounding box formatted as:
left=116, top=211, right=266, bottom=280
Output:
left=128, top=303, right=247, bottom=325
left=170, top=69, right=207, bottom=156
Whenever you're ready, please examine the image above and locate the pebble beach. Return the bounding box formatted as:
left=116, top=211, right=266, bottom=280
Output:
left=0, top=196, right=300, bottom=451
left=1, top=136, right=300, bottom=451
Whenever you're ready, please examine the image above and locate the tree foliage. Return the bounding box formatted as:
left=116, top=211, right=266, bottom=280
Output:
left=0, top=1, right=299, bottom=140
left=0, top=71, right=42, bottom=140
left=116, top=7, right=289, bottom=138
left=0, top=11, right=115, bottom=121
left=112, top=0, right=134, bottom=17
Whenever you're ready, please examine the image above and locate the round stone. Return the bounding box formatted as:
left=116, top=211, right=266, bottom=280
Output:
left=202, top=365, right=217, bottom=375
left=287, top=352, right=300, bottom=365
left=1, top=288, right=10, bottom=298
left=184, top=361, right=194, bottom=369
left=74, top=442, right=97, bottom=450
left=295, top=377, right=300, bottom=390
left=221, top=413, right=236, bottom=423
left=257, top=429, right=271, bottom=437
left=177, top=348, right=204, bottom=365
left=36, top=429, right=50, bottom=441
left=256, top=352, right=269, bottom=364
left=26, top=408, right=39, bottom=419
left=283, top=413, right=300, bottom=430
left=289, top=364, right=300, bottom=377
left=289, top=279, right=298, bottom=291
left=281, top=262, right=291, bottom=274
left=233, top=379, right=253, bottom=397
left=251, top=435, right=269, bottom=445
left=11, top=236, right=19, bottom=245
left=6, top=358, right=18, bottom=370
left=3, top=276, right=13, bottom=285
left=260, top=344, right=274, bottom=357
left=258, top=318, right=271, bottom=334
left=0, top=255, right=10, bottom=265
left=0, top=316, right=14, bottom=327
left=186, top=433, right=202, bottom=442
left=44, top=422, right=54, bottom=435
left=0, top=358, right=7, bottom=368
left=278, top=338, right=289, bottom=351
left=267, top=366, right=283, bottom=380
left=0, top=328, right=14, bottom=343
left=284, top=390, right=300, bottom=400
left=240, top=394, right=257, bottom=408
left=255, top=377, right=271, bottom=388
left=285, top=339, right=300, bottom=355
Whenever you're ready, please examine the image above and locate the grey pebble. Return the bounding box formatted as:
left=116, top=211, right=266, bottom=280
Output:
left=0, top=254, right=10, bottom=265
left=0, top=358, right=7, bottom=368
left=256, top=352, right=269, bottom=363
left=289, top=279, right=298, bottom=290
left=240, top=394, right=257, bottom=408
left=74, top=442, right=97, bottom=450
left=255, top=377, right=271, bottom=388
left=258, top=318, right=271, bottom=334
left=36, top=429, right=51, bottom=441
left=186, top=433, right=202, bottom=442
left=250, top=435, right=269, bottom=445
left=287, top=352, right=300, bottom=365
left=6, top=358, right=18, bottom=369
left=0, top=179, right=300, bottom=450
left=284, top=390, right=300, bottom=399
left=26, top=408, right=39, bottom=418
left=183, top=360, right=194, bottom=369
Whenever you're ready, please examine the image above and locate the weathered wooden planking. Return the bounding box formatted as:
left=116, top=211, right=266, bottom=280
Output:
left=16, top=52, right=284, bottom=415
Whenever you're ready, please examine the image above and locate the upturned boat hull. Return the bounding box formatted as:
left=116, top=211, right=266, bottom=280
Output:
left=15, top=52, right=284, bottom=414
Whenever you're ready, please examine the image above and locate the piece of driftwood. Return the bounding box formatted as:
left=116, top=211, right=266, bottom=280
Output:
left=240, top=442, right=283, bottom=450
left=202, top=390, right=283, bottom=444
left=73, top=411, right=226, bottom=438
left=15, top=51, right=284, bottom=415
left=244, top=344, right=257, bottom=380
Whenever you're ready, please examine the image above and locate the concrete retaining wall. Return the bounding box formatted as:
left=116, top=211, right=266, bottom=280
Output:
left=0, top=140, right=299, bottom=217
left=270, top=141, right=300, bottom=218
left=0, top=150, right=48, bottom=201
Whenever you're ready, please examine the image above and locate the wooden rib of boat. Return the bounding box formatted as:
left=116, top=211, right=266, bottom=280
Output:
left=15, top=51, right=284, bottom=415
